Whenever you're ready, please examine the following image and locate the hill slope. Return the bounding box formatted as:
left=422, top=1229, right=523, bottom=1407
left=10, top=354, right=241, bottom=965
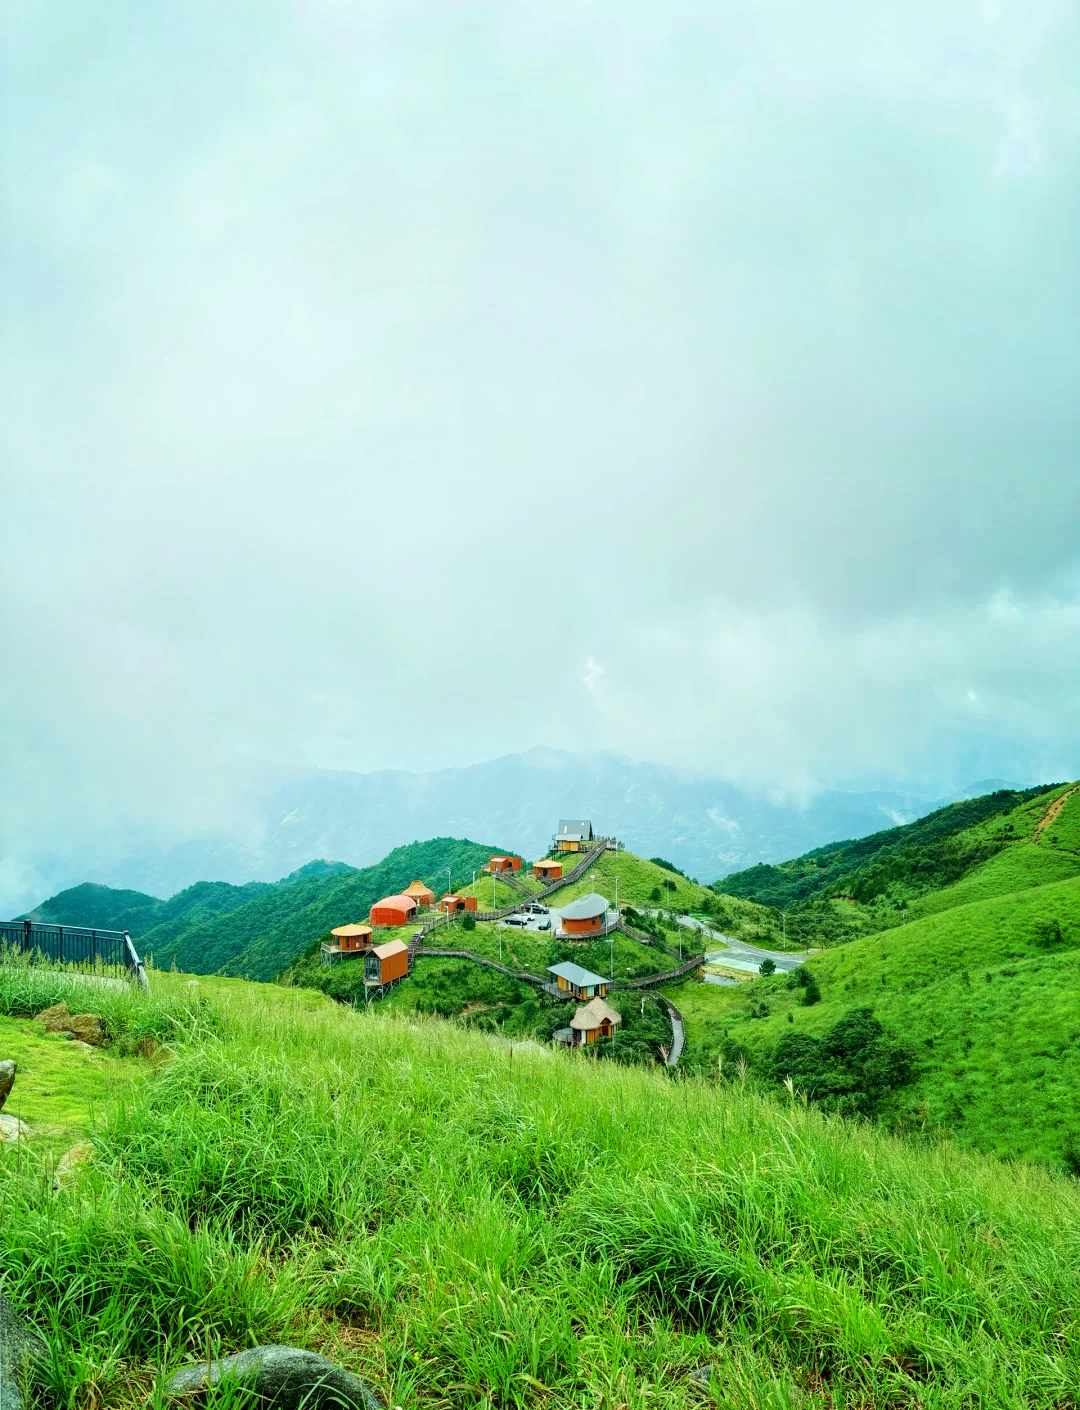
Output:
left=150, top=837, right=505, bottom=980
left=4, top=967, right=1079, bottom=1409
left=669, top=872, right=1080, bottom=1165
left=22, top=878, right=275, bottom=937
left=716, top=781, right=1078, bottom=946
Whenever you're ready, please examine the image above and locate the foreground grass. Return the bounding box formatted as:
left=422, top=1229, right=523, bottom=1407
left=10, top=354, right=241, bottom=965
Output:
left=2, top=973, right=1080, bottom=1410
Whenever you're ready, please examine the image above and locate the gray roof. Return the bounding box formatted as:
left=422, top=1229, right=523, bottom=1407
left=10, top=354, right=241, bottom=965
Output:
left=559, top=892, right=610, bottom=921
left=556, top=819, right=593, bottom=840
left=547, top=960, right=608, bottom=988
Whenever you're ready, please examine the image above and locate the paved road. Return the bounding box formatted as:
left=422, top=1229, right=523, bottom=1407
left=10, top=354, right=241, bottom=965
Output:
left=673, top=915, right=807, bottom=975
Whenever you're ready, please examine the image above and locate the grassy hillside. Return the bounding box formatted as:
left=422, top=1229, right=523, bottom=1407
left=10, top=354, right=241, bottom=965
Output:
left=716, top=781, right=1079, bottom=948
left=281, top=916, right=677, bottom=1011
left=2, top=966, right=1079, bottom=1408
left=665, top=874, right=1080, bottom=1166
left=719, top=782, right=1061, bottom=909
left=150, top=838, right=507, bottom=980
left=23, top=881, right=170, bottom=932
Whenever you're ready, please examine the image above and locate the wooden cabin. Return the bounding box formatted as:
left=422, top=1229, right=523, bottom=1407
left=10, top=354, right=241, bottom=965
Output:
left=570, top=997, right=621, bottom=1045
left=547, top=961, right=608, bottom=1000
left=558, top=892, right=609, bottom=937
left=329, top=923, right=373, bottom=952
left=441, top=894, right=479, bottom=913
left=369, top=894, right=419, bottom=927
left=533, top=858, right=563, bottom=880
left=554, top=820, right=593, bottom=853
left=402, top=880, right=436, bottom=908
left=364, top=939, right=410, bottom=985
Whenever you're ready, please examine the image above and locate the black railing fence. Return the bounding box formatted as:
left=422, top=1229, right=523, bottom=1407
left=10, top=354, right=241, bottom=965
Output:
left=0, top=918, right=148, bottom=989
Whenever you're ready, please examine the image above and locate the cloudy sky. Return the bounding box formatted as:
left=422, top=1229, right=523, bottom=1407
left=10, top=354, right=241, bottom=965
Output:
left=2, top=0, right=1078, bottom=874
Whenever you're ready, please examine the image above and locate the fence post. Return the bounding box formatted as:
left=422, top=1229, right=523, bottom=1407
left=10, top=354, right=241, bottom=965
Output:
left=23, top=918, right=31, bottom=955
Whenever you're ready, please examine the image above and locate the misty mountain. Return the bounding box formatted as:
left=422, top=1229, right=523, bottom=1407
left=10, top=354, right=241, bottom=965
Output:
left=14, top=748, right=977, bottom=907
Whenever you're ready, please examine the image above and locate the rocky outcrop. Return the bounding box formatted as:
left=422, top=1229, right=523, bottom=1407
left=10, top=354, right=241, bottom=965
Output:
left=0, top=1115, right=30, bottom=1144
left=0, top=1294, right=47, bottom=1410
left=34, top=1004, right=103, bottom=1046
left=164, top=1347, right=381, bottom=1410
left=0, top=1060, right=14, bottom=1112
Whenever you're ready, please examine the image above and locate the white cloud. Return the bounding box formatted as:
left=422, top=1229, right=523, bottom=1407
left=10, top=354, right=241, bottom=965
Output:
left=0, top=0, right=1077, bottom=874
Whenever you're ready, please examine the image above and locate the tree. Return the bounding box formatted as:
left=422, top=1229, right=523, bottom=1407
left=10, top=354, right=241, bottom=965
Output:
left=758, top=958, right=776, bottom=977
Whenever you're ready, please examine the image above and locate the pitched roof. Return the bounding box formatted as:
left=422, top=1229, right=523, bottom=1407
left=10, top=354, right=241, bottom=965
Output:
left=403, top=880, right=435, bottom=898
left=372, top=939, right=409, bottom=959
left=534, top=858, right=561, bottom=868
left=559, top=892, right=609, bottom=921
left=570, top=997, right=621, bottom=1031
left=372, top=894, right=418, bottom=910
left=556, top=820, right=593, bottom=840
left=547, top=960, right=608, bottom=988
left=331, top=924, right=372, bottom=938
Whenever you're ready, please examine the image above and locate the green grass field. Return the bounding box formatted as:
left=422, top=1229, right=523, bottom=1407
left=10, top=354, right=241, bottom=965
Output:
left=662, top=875, right=1080, bottom=1164
left=3, top=968, right=1080, bottom=1410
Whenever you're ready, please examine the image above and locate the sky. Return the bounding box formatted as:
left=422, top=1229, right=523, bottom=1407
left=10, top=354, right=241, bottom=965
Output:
left=2, top=0, right=1079, bottom=883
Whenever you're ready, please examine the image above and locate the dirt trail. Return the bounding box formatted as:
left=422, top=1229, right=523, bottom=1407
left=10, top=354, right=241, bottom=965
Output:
left=1034, top=786, right=1078, bottom=838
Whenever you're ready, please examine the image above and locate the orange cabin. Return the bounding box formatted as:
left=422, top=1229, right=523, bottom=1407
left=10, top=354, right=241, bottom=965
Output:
left=488, top=855, right=522, bottom=873
left=559, top=892, right=608, bottom=936
left=440, top=894, right=465, bottom=913
left=402, top=880, right=436, bottom=907
left=533, top=859, right=563, bottom=880
left=330, top=923, right=373, bottom=951
left=369, top=894, right=419, bottom=927
left=365, top=939, right=409, bottom=985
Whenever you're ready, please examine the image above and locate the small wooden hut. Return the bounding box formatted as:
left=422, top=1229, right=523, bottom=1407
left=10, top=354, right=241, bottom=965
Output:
left=364, top=939, right=410, bottom=987
left=533, top=858, right=563, bottom=880
left=554, top=820, right=593, bottom=853
left=569, top=997, right=621, bottom=1045
left=329, top=923, right=373, bottom=952
left=546, top=961, right=608, bottom=1000
left=403, top=880, right=436, bottom=908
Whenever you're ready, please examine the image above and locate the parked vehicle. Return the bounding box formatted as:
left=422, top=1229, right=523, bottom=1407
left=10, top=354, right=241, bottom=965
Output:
left=527, top=904, right=549, bottom=915
left=504, top=916, right=527, bottom=927
left=537, top=919, right=551, bottom=931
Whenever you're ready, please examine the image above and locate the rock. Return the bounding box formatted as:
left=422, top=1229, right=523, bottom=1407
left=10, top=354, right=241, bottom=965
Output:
left=0, top=1115, right=29, bottom=1143
left=54, top=1143, right=93, bottom=1184
left=0, top=1060, right=15, bottom=1112
left=66, top=1015, right=104, bottom=1047
left=35, top=1003, right=71, bottom=1031
left=689, top=1366, right=717, bottom=1394
left=163, top=1346, right=382, bottom=1410
left=0, top=1293, right=48, bottom=1410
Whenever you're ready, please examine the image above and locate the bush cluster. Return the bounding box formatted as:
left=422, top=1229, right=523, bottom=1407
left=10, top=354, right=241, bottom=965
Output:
left=770, top=1006, right=917, bottom=1116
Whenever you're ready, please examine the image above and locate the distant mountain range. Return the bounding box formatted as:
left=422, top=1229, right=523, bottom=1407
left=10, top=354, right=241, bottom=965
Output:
left=2, top=747, right=1027, bottom=913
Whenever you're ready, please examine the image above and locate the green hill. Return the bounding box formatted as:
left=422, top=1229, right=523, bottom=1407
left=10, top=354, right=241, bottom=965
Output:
left=716, top=781, right=1078, bottom=947
left=150, top=837, right=506, bottom=980
left=669, top=868, right=1080, bottom=1166
left=3, top=964, right=1079, bottom=1409
left=23, top=881, right=167, bottom=933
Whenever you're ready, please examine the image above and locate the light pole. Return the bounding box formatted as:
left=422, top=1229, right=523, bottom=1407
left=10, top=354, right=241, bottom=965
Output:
left=781, top=911, right=786, bottom=945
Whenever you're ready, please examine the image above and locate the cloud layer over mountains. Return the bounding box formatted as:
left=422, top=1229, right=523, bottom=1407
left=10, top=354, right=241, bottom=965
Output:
left=2, top=0, right=1078, bottom=892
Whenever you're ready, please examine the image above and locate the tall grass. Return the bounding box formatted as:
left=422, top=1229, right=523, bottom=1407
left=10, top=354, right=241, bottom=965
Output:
left=2, top=979, right=1079, bottom=1409
left=0, top=950, right=214, bottom=1053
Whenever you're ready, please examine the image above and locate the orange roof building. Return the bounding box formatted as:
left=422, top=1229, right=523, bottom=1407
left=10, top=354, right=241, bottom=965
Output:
left=364, top=939, right=410, bottom=986
left=403, top=880, right=436, bottom=907
left=369, top=894, right=419, bottom=927
left=330, top=923, right=374, bottom=952
left=533, top=858, right=563, bottom=880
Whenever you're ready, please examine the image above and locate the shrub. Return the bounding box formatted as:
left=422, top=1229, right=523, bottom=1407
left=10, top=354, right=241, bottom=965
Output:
left=758, top=958, right=776, bottom=977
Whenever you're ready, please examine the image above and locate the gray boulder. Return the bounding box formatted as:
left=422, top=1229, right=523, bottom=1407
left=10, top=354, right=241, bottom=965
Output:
left=164, top=1347, right=381, bottom=1410
left=0, top=1061, right=15, bottom=1113
left=0, top=1293, right=48, bottom=1410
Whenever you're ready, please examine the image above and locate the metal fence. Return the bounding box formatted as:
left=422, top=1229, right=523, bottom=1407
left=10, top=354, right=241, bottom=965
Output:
left=0, top=918, right=148, bottom=989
